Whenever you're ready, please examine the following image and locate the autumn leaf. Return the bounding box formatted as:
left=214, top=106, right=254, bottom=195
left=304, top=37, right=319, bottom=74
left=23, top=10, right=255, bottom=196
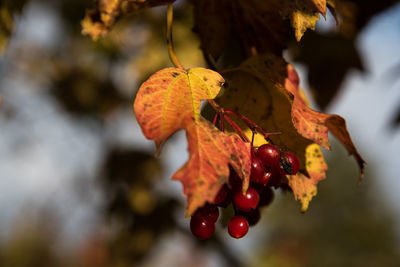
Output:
left=244, top=54, right=364, bottom=208
left=192, top=0, right=233, bottom=59
left=192, top=0, right=287, bottom=59
left=282, top=0, right=328, bottom=41
left=287, top=143, right=328, bottom=211
left=217, top=61, right=324, bottom=211
left=81, top=0, right=175, bottom=40
left=291, top=7, right=320, bottom=42
left=134, top=67, right=222, bottom=149
left=216, top=53, right=364, bottom=211
left=309, top=0, right=328, bottom=15
left=0, top=6, right=13, bottom=54
left=239, top=54, right=365, bottom=177
left=173, top=117, right=251, bottom=216
left=291, top=31, right=364, bottom=109
left=0, top=0, right=28, bottom=54
left=134, top=67, right=251, bottom=216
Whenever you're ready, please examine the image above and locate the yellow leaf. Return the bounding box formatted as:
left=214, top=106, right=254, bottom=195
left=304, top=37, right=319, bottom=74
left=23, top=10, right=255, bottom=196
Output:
left=288, top=143, right=327, bottom=211
left=291, top=7, right=320, bottom=41
left=281, top=0, right=328, bottom=41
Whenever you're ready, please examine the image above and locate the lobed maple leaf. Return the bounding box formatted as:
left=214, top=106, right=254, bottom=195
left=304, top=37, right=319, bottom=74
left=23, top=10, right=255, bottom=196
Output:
left=217, top=64, right=323, bottom=211
left=216, top=53, right=364, bottom=211
left=240, top=54, right=365, bottom=177
left=134, top=67, right=251, bottom=216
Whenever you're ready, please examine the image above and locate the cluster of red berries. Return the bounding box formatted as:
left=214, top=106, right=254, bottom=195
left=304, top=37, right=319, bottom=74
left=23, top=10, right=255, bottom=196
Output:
left=190, top=143, right=300, bottom=239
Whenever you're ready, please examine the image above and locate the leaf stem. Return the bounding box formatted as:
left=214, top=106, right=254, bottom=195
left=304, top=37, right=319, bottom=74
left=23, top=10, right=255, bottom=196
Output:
left=224, top=109, right=281, bottom=142
left=219, top=112, right=225, bottom=132
left=250, top=130, right=256, bottom=166
left=250, top=129, right=255, bottom=148
left=208, top=99, right=223, bottom=113
left=223, top=114, right=250, bottom=142
left=166, top=4, right=184, bottom=70
left=212, top=113, right=218, bottom=126
left=208, top=99, right=280, bottom=144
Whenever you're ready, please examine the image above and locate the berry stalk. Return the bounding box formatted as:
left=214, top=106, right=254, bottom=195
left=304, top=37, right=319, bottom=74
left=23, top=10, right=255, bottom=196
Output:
left=223, top=109, right=281, bottom=142
left=207, top=99, right=280, bottom=144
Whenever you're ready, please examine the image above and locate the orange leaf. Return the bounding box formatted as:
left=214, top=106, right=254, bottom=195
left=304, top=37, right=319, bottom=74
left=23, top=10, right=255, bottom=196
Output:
left=285, top=64, right=365, bottom=178
left=240, top=54, right=365, bottom=179
left=218, top=62, right=327, bottom=212
left=218, top=53, right=364, bottom=211
left=134, top=67, right=251, bottom=216
left=134, top=67, right=223, bottom=150
left=173, top=117, right=251, bottom=216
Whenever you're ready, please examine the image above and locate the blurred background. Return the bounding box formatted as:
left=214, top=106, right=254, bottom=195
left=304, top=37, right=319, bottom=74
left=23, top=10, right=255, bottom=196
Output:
left=0, top=0, right=400, bottom=266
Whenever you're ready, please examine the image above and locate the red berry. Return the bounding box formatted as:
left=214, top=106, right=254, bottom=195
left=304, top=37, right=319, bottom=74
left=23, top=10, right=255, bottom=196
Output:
left=281, top=151, right=300, bottom=175
left=259, top=168, right=272, bottom=185
left=256, top=185, right=274, bottom=207
left=277, top=161, right=288, bottom=175
left=194, top=204, right=219, bottom=223
left=229, top=170, right=242, bottom=193
left=237, top=208, right=260, bottom=226
left=228, top=216, right=249, bottom=238
left=250, top=156, right=264, bottom=182
left=267, top=171, right=283, bottom=187
left=214, top=185, right=229, bottom=205
left=256, top=144, right=281, bottom=169
left=216, top=192, right=233, bottom=208
left=279, top=183, right=292, bottom=193
left=190, top=215, right=215, bottom=239
left=233, top=187, right=260, bottom=211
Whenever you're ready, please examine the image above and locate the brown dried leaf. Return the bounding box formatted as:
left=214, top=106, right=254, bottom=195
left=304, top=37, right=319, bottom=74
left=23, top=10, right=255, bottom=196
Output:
left=81, top=0, right=175, bottom=40
left=192, top=0, right=287, bottom=60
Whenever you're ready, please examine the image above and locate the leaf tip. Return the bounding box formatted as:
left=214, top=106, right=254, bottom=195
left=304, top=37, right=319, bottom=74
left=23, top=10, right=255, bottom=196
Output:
left=357, top=160, right=366, bottom=184
left=300, top=193, right=313, bottom=212
left=154, top=141, right=164, bottom=157
left=295, top=32, right=303, bottom=42
left=186, top=199, right=204, bottom=218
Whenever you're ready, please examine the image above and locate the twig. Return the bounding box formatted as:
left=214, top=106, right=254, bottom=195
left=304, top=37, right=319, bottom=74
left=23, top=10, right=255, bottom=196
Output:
left=166, top=4, right=184, bottom=70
